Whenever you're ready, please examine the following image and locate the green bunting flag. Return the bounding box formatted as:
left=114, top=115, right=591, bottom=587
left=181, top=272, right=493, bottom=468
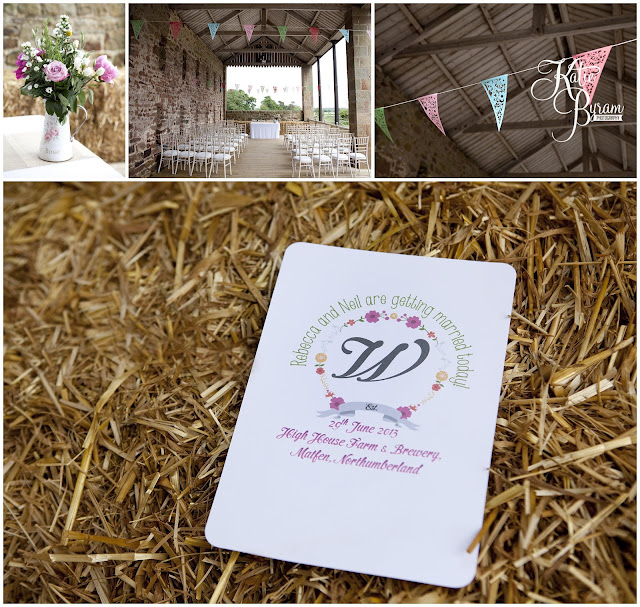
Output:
left=375, top=108, right=393, bottom=142
left=277, top=26, right=287, bottom=42
left=131, top=20, right=144, bottom=39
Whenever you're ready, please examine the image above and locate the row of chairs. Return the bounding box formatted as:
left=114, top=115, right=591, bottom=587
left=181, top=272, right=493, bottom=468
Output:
left=157, top=125, right=248, bottom=177
left=290, top=132, right=370, bottom=178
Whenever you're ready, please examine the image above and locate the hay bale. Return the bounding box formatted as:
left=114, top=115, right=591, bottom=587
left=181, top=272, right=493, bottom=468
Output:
left=3, top=68, right=126, bottom=163
left=3, top=181, right=636, bottom=603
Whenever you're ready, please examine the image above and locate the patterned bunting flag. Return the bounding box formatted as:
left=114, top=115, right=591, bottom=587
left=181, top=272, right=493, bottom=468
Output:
left=375, top=108, right=393, bottom=142
left=207, top=81, right=211, bottom=89
left=481, top=75, right=508, bottom=131
left=418, top=94, right=446, bottom=136
left=261, top=85, right=265, bottom=93
left=572, top=45, right=612, bottom=104
left=208, top=23, right=220, bottom=41
left=193, top=78, right=198, bottom=85
left=284, top=86, right=288, bottom=93
left=248, top=85, right=253, bottom=94
left=309, top=27, right=320, bottom=43
left=243, top=24, right=255, bottom=42
left=235, top=84, right=239, bottom=90
left=274, top=86, right=278, bottom=93
left=131, top=20, right=144, bottom=39
left=367, top=29, right=371, bottom=39
left=277, top=26, right=287, bottom=43
left=339, top=29, right=350, bottom=42
left=169, top=21, right=182, bottom=42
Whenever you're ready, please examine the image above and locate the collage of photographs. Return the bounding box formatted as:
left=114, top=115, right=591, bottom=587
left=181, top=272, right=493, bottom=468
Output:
left=3, top=1, right=637, bottom=605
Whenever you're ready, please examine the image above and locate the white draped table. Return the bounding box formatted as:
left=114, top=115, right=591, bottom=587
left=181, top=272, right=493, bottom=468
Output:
left=3, top=115, right=124, bottom=181
left=250, top=122, right=280, bottom=139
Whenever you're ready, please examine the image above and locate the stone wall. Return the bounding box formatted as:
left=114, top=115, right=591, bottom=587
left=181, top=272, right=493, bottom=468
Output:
left=128, top=4, right=225, bottom=177
left=226, top=110, right=302, bottom=122
left=3, top=3, right=125, bottom=68
left=375, top=67, right=487, bottom=178
left=345, top=6, right=371, bottom=139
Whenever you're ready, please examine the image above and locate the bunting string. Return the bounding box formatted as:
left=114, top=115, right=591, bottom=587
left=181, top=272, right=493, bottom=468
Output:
left=377, top=38, right=636, bottom=111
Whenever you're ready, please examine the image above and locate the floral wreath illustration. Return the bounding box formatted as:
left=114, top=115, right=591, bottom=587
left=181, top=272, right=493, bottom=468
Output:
left=315, top=308, right=451, bottom=426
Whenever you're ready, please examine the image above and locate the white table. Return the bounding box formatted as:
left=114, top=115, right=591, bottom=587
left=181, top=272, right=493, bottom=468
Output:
left=3, top=115, right=124, bottom=181
left=250, top=122, right=280, bottom=139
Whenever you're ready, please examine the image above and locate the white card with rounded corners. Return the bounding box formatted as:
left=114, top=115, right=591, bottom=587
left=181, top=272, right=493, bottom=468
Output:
left=205, top=243, right=516, bottom=588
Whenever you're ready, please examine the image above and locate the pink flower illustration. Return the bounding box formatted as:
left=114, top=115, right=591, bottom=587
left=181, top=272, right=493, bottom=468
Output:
left=365, top=310, right=380, bottom=323
left=432, top=383, right=441, bottom=391
left=397, top=406, right=412, bottom=419
left=43, top=60, right=69, bottom=82
left=330, top=397, right=344, bottom=410
left=406, top=316, right=421, bottom=329
left=316, top=367, right=325, bottom=375
left=347, top=319, right=355, bottom=326
left=427, top=331, right=436, bottom=338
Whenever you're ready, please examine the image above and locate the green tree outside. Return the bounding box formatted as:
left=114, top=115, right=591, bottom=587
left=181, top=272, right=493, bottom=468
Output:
left=226, top=89, right=257, bottom=110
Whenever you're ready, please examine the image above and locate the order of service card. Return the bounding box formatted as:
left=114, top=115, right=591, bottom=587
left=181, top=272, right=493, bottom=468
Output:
left=206, top=243, right=516, bottom=588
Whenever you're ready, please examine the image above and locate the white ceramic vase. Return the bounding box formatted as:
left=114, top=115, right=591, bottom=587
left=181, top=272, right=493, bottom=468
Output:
left=38, top=101, right=88, bottom=162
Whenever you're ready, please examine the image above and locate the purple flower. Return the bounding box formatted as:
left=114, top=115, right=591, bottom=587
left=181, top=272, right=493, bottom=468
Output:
left=44, top=60, right=69, bottom=82
left=406, top=316, right=421, bottom=329
left=330, top=397, right=344, bottom=410
left=365, top=310, right=380, bottom=323
left=14, top=53, right=28, bottom=79
left=94, top=54, right=118, bottom=83
left=397, top=406, right=412, bottom=419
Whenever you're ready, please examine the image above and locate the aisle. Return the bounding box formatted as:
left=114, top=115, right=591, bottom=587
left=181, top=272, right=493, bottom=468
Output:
left=152, top=136, right=369, bottom=179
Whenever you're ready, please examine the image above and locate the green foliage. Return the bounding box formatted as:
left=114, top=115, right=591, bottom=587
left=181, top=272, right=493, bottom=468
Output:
left=226, top=89, right=257, bottom=110
left=259, top=95, right=279, bottom=110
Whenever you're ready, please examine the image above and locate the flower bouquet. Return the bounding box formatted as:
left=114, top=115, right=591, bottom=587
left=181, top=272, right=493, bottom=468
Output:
left=15, top=14, right=119, bottom=161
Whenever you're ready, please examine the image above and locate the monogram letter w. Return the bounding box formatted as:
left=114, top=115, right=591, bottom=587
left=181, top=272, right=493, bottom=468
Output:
left=331, top=337, right=430, bottom=382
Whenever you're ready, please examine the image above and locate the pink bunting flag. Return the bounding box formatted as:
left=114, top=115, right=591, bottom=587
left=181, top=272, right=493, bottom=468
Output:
left=367, top=30, right=371, bottom=39
left=248, top=85, right=253, bottom=94
left=572, top=45, right=612, bottom=104
left=169, top=21, right=182, bottom=42
left=309, top=27, right=319, bottom=43
left=418, top=94, right=446, bottom=137
left=274, top=86, right=278, bottom=93
left=243, top=24, right=255, bottom=42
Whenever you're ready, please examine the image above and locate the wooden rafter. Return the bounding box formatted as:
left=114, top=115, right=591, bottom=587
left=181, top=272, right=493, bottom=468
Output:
left=376, top=5, right=470, bottom=66
left=393, top=14, right=635, bottom=59
left=466, top=118, right=637, bottom=132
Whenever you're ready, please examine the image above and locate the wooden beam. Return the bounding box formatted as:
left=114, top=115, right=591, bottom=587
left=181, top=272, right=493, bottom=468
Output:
left=466, top=118, right=637, bottom=132
left=597, top=126, right=637, bottom=148
left=211, top=28, right=331, bottom=37
left=376, top=5, right=470, bottom=66
left=194, top=10, right=243, bottom=37
left=393, top=15, right=636, bottom=58
left=170, top=4, right=354, bottom=11
left=504, top=170, right=636, bottom=178
left=498, top=135, right=560, bottom=174
left=220, top=48, right=314, bottom=55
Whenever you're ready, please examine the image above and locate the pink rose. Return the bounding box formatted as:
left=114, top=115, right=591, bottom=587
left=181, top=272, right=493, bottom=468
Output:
left=44, top=60, right=69, bottom=82
left=94, top=55, right=118, bottom=83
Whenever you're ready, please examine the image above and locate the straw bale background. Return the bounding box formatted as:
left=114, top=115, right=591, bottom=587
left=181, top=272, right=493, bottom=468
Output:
left=3, top=181, right=636, bottom=603
left=3, top=68, right=126, bottom=164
